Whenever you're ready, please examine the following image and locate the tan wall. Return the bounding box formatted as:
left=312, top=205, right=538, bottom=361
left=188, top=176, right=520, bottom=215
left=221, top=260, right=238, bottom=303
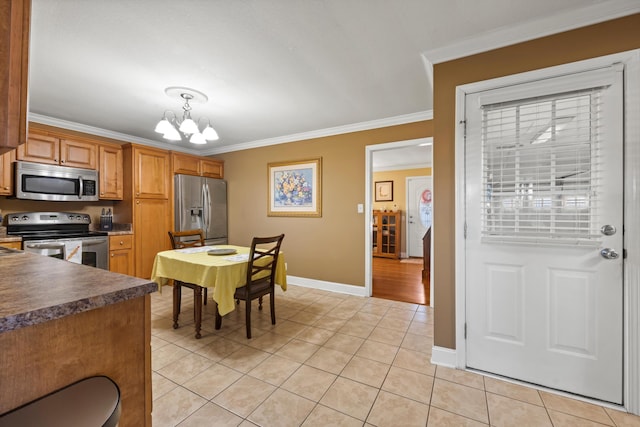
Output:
left=217, top=121, right=432, bottom=286
left=432, top=14, right=640, bottom=349
left=373, top=168, right=431, bottom=255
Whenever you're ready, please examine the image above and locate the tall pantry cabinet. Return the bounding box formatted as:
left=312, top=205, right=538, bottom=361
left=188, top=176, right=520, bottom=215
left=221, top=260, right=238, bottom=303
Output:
left=118, top=144, right=172, bottom=278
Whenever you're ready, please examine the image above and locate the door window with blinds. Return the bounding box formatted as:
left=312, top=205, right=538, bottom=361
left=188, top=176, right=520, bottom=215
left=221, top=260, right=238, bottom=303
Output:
left=476, top=66, right=621, bottom=245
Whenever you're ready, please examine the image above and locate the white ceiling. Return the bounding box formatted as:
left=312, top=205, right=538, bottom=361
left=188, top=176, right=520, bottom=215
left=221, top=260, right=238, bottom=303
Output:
left=27, top=0, right=638, bottom=167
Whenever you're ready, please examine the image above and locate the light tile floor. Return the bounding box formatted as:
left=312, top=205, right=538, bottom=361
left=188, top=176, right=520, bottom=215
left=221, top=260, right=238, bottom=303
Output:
left=150, top=285, right=640, bottom=426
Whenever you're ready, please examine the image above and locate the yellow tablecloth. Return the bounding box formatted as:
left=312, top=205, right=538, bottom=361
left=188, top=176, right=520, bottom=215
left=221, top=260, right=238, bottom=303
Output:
left=150, top=245, right=287, bottom=316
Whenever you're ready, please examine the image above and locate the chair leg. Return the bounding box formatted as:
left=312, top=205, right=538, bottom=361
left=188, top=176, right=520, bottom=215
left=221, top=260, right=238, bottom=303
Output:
left=258, top=296, right=263, bottom=310
left=245, top=298, right=252, bottom=339
left=270, top=291, right=276, bottom=325
left=204, top=288, right=207, bottom=305
left=214, top=301, right=222, bottom=330
left=194, top=286, right=203, bottom=339
left=172, top=283, right=182, bottom=329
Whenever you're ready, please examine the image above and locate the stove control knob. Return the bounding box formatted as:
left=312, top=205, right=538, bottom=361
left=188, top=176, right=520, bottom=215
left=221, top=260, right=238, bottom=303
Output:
left=11, top=216, right=19, bottom=222
left=22, top=215, right=29, bottom=221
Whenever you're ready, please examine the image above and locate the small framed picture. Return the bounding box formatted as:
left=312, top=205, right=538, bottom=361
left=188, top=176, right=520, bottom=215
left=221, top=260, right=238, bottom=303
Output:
left=375, top=181, right=393, bottom=202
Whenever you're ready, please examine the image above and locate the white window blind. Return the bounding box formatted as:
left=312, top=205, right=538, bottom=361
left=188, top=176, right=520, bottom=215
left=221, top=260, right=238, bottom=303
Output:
left=480, top=87, right=605, bottom=245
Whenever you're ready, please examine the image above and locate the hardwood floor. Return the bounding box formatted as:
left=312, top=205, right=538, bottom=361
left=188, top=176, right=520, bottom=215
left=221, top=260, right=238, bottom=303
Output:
left=372, top=256, right=430, bottom=305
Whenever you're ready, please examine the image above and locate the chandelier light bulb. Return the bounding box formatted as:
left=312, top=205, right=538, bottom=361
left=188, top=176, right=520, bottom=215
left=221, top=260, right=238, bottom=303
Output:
left=179, top=118, right=199, bottom=135
left=189, top=132, right=207, bottom=144
left=202, top=125, right=219, bottom=141
left=163, top=126, right=182, bottom=141
left=154, top=118, right=172, bottom=134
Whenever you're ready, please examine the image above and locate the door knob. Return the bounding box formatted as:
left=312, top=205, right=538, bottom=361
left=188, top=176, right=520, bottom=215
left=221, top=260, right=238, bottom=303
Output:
left=600, top=248, right=620, bottom=259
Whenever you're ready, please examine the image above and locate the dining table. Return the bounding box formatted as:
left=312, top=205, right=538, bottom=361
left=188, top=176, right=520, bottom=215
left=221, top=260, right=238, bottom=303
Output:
left=150, top=244, right=287, bottom=338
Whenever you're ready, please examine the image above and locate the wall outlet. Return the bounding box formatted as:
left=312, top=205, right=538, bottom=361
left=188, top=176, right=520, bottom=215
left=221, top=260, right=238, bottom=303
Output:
left=357, top=203, right=364, bottom=213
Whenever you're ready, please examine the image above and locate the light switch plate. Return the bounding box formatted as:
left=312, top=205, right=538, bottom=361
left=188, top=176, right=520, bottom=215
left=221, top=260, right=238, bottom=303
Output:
left=357, top=203, right=364, bottom=213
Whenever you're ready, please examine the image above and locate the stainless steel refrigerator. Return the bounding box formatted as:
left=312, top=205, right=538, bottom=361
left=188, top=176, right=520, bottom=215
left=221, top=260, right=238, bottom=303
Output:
left=174, top=174, right=227, bottom=245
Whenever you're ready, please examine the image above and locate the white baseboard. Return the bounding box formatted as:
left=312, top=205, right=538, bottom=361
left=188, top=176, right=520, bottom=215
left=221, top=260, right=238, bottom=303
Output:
left=286, top=275, right=367, bottom=297
left=431, top=346, right=457, bottom=368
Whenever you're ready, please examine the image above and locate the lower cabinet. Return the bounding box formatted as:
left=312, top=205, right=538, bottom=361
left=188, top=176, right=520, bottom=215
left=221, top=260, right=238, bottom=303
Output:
left=109, top=234, right=134, bottom=275
left=134, top=198, right=170, bottom=279
left=0, top=241, right=21, bottom=250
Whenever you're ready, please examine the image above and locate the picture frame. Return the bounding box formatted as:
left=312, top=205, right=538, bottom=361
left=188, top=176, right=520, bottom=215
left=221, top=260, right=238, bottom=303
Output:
left=268, top=158, right=322, bottom=217
left=375, top=180, right=394, bottom=202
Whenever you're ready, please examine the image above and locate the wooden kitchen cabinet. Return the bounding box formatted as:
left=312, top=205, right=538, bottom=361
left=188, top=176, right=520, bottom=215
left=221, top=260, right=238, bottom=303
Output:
left=109, top=234, right=134, bottom=276
left=134, top=198, right=170, bottom=279
left=201, top=158, right=223, bottom=178
left=99, top=144, right=123, bottom=200
left=17, top=131, right=97, bottom=169
left=16, top=132, right=58, bottom=164
left=171, top=152, right=224, bottom=179
left=372, top=210, right=402, bottom=259
left=172, top=152, right=201, bottom=175
left=133, top=146, right=170, bottom=199
left=0, top=150, right=15, bottom=195
left=0, top=241, right=21, bottom=250
left=0, top=0, right=30, bottom=154
left=60, top=138, right=97, bottom=169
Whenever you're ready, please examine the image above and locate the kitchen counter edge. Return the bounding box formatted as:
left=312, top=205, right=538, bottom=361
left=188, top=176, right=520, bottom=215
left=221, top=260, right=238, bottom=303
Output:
left=0, top=253, right=157, bottom=334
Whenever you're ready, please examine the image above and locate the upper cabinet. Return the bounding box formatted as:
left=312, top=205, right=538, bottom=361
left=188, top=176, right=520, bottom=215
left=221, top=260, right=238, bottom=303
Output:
left=98, top=144, right=123, bottom=200
left=201, top=158, right=223, bottom=179
left=133, top=146, right=170, bottom=199
left=171, top=152, right=224, bottom=179
left=17, top=131, right=97, bottom=169
left=172, top=153, right=200, bottom=176
left=0, top=0, right=30, bottom=154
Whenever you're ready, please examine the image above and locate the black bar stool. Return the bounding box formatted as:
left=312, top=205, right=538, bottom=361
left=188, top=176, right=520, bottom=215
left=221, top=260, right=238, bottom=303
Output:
left=0, top=376, right=121, bottom=427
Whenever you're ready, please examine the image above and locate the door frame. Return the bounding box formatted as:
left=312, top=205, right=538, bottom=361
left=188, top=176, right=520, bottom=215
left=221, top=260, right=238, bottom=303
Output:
left=365, top=137, right=433, bottom=305
left=454, top=50, right=640, bottom=413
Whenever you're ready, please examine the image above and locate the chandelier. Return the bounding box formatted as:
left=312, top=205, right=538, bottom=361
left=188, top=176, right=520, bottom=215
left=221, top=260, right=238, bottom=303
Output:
left=154, top=87, right=219, bottom=144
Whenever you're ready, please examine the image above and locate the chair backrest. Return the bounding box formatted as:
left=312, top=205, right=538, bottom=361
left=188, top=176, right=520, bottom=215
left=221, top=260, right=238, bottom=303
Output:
left=168, top=229, right=205, bottom=249
left=246, top=234, right=285, bottom=288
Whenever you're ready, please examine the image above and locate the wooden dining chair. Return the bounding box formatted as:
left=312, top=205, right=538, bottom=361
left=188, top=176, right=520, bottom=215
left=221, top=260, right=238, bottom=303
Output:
left=167, top=229, right=208, bottom=337
left=215, top=234, right=285, bottom=339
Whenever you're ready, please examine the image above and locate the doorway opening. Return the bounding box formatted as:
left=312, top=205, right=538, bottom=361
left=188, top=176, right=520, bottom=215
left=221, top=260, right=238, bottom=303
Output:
left=365, top=137, right=433, bottom=306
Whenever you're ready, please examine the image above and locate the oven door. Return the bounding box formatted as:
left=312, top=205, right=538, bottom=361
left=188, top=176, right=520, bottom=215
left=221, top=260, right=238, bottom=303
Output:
left=23, top=236, right=109, bottom=270
left=23, top=240, right=65, bottom=259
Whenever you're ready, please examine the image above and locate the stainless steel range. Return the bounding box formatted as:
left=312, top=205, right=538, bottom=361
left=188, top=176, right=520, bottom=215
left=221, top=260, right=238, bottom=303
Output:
left=7, top=212, right=109, bottom=270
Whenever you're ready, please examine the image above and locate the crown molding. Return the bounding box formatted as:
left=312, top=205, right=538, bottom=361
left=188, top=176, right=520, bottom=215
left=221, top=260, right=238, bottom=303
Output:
left=423, top=0, right=640, bottom=65
left=29, top=110, right=433, bottom=157
left=202, top=110, right=433, bottom=155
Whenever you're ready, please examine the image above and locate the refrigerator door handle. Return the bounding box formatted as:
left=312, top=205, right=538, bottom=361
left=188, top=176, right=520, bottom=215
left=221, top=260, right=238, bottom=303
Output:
left=205, top=182, right=212, bottom=232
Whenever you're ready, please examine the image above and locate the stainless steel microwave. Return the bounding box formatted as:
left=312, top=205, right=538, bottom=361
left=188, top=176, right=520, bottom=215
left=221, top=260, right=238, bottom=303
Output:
left=14, top=161, right=100, bottom=202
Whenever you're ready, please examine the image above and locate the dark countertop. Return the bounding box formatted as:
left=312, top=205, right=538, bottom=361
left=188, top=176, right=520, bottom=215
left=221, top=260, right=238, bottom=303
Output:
left=0, top=251, right=157, bottom=333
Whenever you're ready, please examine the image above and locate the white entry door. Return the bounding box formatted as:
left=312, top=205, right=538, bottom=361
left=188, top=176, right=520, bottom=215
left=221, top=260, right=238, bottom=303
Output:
left=407, top=176, right=432, bottom=257
left=464, top=65, right=624, bottom=403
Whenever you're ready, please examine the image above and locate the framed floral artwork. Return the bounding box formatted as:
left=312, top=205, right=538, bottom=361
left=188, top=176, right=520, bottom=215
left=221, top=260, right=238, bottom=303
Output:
left=375, top=181, right=393, bottom=202
left=268, top=158, right=322, bottom=217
